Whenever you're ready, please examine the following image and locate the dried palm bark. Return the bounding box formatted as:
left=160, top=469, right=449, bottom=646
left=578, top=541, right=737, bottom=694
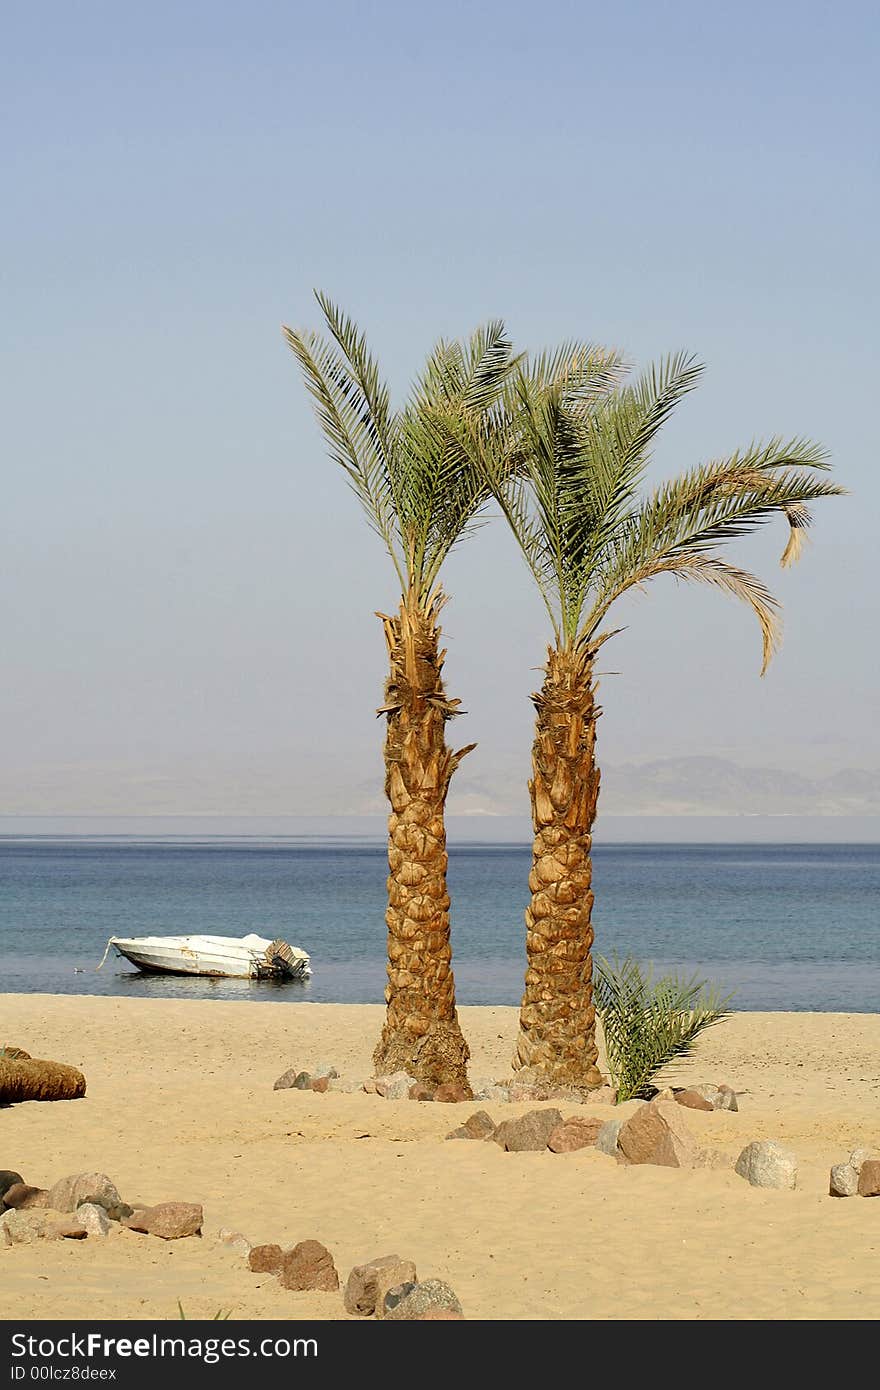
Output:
left=372, top=590, right=473, bottom=1087
left=0, top=1057, right=86, bottom=1103
left=514, top=647, right=603, bottom=1089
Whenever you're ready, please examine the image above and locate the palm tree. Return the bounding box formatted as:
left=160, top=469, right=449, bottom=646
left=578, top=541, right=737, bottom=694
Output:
left=476, top=350, right=843, bottom=1089
left=283, top=295, right=516, bottom=1086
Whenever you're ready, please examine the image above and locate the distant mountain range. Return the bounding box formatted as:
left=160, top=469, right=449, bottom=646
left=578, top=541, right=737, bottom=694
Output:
left=449, top=756, right=880, bottom=817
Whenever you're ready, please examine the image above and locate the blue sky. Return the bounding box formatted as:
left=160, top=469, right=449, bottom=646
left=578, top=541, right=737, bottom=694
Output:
left=3, top=1, right=878, bottom=819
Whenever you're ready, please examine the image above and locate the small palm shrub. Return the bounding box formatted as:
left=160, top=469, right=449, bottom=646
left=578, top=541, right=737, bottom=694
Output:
left=593, top=955, right=733, bottom=1102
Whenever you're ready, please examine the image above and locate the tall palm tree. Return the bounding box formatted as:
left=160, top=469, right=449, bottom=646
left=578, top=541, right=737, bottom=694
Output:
left=476, top=350, right=843, bottom=1089
left=283, top=294, right=516, bottom=1086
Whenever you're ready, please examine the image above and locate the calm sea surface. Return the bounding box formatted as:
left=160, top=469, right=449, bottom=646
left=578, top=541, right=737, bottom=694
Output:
left=1, top=839, right=878, bottom=1012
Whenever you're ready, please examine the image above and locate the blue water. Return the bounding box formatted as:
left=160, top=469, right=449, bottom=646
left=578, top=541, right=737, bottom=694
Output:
left=1, top=839, right=878, bottom=1011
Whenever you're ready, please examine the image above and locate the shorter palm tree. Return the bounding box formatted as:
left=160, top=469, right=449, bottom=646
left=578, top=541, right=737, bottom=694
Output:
left=476, top=350, right=843, bottom=1088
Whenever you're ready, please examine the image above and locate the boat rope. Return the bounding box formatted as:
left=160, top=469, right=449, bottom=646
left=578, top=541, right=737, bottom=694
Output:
left=95, top=937, right=118, bottom=972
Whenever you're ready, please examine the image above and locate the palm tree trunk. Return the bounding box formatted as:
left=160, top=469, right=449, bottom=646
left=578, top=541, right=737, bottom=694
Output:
left=372, top=588, right=473, bottom=1087
left=514, top=645, right=604, bottom=1090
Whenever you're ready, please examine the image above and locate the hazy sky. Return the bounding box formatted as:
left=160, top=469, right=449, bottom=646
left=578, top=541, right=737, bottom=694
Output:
left=3, top=1, right=878, bottom=821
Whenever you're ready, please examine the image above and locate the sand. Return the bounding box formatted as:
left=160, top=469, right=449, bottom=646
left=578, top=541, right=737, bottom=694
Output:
left=2, top=995, right=879, bottom=1321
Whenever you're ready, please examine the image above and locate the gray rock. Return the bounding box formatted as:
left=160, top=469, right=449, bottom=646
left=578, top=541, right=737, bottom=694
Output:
left=217, top=1227, right=252, bottom=1256
left=384, top=1278, right=463, bottom=1320
left=734, top=1140, right=798, bottom=1190
left=326, top=1077, right=363, bottom=1094
left=311, top=1062, right=339, bottom=1081
left=1, top=1210, right=86, bottom=1244
left=273, top=1068, right=299, bottom=1090
left=292, top=1072, right=313, bottom=1090
left=691, top=1083, right=739, bottom=1111
left=849, top=1148, right=873, bottom=1174
left=46, top=1172, right=130, bottom=1220
left=344, top=1254, right=418, bottom=1317
left=472, top=1083, right=510, bottom=1104
left=492, top=1108, right=563, bottom=1152
left=74, top=1203, right=112, bottom=1237
left=382, top=1281, right=417, bottom=1315
left=375, top=1072, right=419, bottom=1101
left=829, top=1163, right=859, bottom=1197
left=595, top=1116, right=627, bottom=1157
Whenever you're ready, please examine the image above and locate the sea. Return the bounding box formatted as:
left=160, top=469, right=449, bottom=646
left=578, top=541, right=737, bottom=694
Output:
left=1, top=839, right=878, bottom=1012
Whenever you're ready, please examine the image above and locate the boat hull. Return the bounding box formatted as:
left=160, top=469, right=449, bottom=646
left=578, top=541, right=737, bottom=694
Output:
left=100, top=934, right=311, bottom=981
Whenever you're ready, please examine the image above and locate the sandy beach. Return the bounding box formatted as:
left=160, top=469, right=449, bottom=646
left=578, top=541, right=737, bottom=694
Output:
left=2, top=995, right=879, bottom=1321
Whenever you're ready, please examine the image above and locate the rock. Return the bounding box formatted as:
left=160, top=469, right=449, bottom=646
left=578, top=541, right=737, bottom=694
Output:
left=418, top=1310, right=466, bottom=1319
left=734, top=1141, right=798, bottom=1190
left=344, top=1254, right=417, bottom=1317
left=473, top=1083, right=510, bottom=1104
left=273, top=1068, right=299, bottom=1090
left=46, top=1173, right=130, bottom=1220
left=446, top=1111, right=497, bottom=1141
left=492, top=1108, right=564, bottom=1153
left=1, top=1210, right=87, bottom=1244
left=508, top=1083, right=550, bottom=1103
left=1, top=1183, right=49, bottom=1210
left=278, top=1239, right=339, bottom=1292
left=653, top=1088, right=676, bottom=1103
left=595, top=1116, right=627, bottom=1157
left=547, top=1116, right=605, bottom=1153
left=311, top=1063, right=339, bottom=1081
left=691, top=1083, right=739, bottom=1112
left=75, top=1203, right=112, bottom=1237
left=382, top=1282, right=417, bottom=1315
left=857, top=1160, right=880, bottom=1197
left=218, top=1227, right=252, bottom=1256
left=362, top=1079, right=378, bottom=1094
left=829, top=1163, right=859, bottom=1197
left=408, top=1083, right=435, bottom=1102
left=0, top=1171, right=25, bottom=1206
left=692, top=1148, right=735, bottom=1171
left=375, top=1072, right=418, bottom=1101
left=292, top=1072, right=313, bottom=1090
left=674, top=1089, right=715, bottom=1113
left=124, top=1202, right=203, bottom=1239
left=248, top=1243, right=284, bottom=1272
left=618, top=1101, right=700, bottom=1168
left=617, top=1100, right=700, bottom=1167
left=384, top=1279, right=464, bottom=1321
left=310, top=1077, right=330, bottom=1094
left=326, top=1077, right=363, bottom=1094
left=433, top=1082, right=473, bottom=1104
left=586, top=1086, right=617, bottom=1106
left=849, top=1148, right=873, bottom=1173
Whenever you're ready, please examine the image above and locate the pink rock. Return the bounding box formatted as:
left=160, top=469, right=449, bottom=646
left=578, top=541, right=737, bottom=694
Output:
left=857, top=1160, right=880, bottom=1197
left=674, top=1089, right=714, bottom=1113
left=408, top=1083, right=435, bottom=1102
left=278, top=1240, right=339, bottom=1292
left=248, top=1243, right=284, bottom=1272
left=433, top=1082, right=473, bottom=1104
left=586, top=1086, right=617, bottom=1106
left=492, top=1108, right=564, bottom=1152
left=617, top=1100, right=699, bottom=1168
left=547, top=1116, right=605, bottom=1152
left=124, top=1202, right=203, bottom=1240
left=0, top=1183, right=49, bottom=1210
left=446, top=1110, right=497, bottom=1141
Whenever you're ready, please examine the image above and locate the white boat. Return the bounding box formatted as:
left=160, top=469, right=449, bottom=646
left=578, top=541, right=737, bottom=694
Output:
left=96, top=933, right=311, bottom=981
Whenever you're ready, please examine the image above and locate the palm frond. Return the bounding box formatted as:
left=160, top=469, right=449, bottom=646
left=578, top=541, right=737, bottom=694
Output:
left=594, top=954, right=733, bottom=1102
